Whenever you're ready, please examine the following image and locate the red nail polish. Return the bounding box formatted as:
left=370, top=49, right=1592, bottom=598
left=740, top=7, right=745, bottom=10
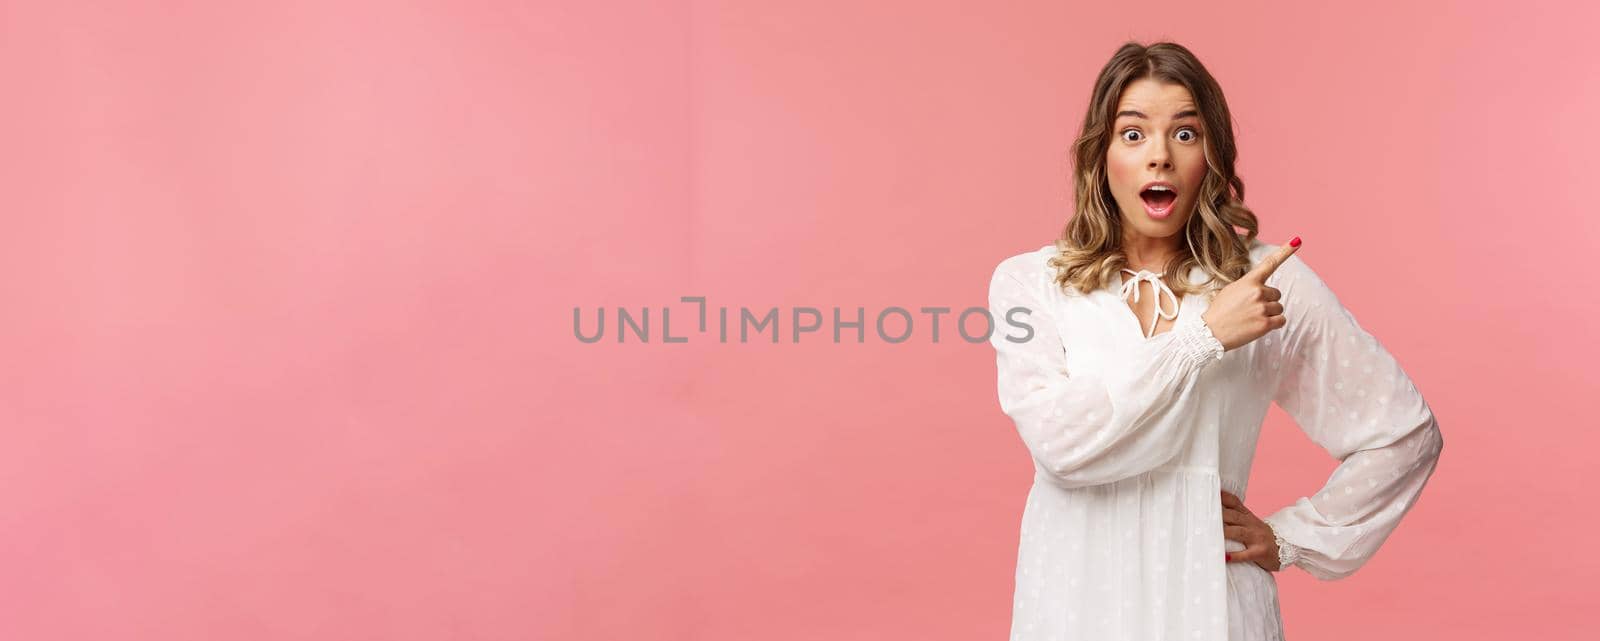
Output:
left=1224, top=554, right=1231, bottom=561
left=1289, top=236, right=1301, bottom=248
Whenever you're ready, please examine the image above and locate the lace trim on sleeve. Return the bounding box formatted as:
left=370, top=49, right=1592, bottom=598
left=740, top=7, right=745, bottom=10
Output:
left=1272, top=525, right=1302, bottom=571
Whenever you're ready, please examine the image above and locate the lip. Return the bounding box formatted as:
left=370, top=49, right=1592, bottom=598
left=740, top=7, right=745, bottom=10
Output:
left=1138, top=180, right=1179, bottom=219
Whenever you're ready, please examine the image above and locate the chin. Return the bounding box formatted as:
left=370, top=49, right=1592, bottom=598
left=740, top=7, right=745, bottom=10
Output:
left=1123, top=210, right=1191, bottom=237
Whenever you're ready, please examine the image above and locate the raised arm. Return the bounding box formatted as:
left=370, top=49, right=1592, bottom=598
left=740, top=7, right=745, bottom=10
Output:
left=987, top=258, right=1226, bottom=489
left=1259, top=253, right=1445, bottom=580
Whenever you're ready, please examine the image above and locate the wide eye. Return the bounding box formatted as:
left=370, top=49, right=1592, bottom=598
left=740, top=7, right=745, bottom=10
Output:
left=1176, top=127, right=1199, bottom=143
left=1120, top=129, right=1143, bottom=143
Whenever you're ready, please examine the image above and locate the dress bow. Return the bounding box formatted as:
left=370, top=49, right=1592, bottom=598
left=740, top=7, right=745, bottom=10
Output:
left=1118, top=268, right=1180, bottom=338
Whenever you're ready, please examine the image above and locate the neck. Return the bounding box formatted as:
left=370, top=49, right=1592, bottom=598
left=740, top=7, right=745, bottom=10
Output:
left=1121, top=232, right=1182, bottom=272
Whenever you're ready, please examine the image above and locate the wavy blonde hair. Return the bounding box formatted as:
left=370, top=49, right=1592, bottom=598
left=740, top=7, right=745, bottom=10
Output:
left=1049, top=41, right=1259, bottom=298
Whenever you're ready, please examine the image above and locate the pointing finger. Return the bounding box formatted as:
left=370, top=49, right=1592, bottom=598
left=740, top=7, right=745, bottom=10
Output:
left=1245, top=236, right=1301, bottom=282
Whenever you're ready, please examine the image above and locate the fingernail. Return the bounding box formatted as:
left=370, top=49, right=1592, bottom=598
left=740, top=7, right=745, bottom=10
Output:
left=1289, top=236, right=1301, bottom=248
left=1225, top=554, right=1232, bottom=561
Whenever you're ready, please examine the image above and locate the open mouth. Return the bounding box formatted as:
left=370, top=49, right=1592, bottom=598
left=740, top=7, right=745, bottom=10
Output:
left=1139, top=186, right=1178, bottom=217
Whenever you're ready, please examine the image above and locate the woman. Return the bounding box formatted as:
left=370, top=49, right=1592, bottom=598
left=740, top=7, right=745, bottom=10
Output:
left=986, top=42, right=1444, bottom=640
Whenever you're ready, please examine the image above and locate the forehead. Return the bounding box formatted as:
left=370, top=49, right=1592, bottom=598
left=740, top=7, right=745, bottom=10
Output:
left=1115, top=78, right=1198, bottom=118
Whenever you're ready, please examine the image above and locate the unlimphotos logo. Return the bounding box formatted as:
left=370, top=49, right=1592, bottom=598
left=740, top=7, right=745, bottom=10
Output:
left=573, top=296, right=1038, bottom=344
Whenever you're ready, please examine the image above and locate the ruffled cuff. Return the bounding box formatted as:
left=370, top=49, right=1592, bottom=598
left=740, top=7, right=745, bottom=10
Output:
left=1271, top=524, right=1302, bottom=572
left=1171, top=313, right=1226, bottom=371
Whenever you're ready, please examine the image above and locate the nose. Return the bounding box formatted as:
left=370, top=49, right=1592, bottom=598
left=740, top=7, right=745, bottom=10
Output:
left=1147, top=146, right=1172, bottom=170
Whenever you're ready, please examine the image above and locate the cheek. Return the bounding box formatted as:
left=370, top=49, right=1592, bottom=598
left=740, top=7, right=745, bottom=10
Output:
left=1105, top=149, right=1137, bottom=190
left=1180, top=149, right=1207, bottom=186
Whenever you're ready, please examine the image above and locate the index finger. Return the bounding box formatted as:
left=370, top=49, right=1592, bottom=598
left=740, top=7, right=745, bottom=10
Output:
left=1219, top=490, right=1240, bottom=508
left=1245, top=237, right=1301, bottom=282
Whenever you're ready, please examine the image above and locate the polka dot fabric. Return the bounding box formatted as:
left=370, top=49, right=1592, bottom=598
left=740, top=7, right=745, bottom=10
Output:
left=987, top=239, right=1443, bottom=641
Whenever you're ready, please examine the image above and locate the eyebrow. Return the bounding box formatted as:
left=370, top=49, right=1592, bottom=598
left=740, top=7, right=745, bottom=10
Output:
left=1116, top=109, right=1199, bottom=121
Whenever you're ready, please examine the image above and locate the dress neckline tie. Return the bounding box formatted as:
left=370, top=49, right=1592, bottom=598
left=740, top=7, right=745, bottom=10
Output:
left=1118, top=268, right=1180, bottom=338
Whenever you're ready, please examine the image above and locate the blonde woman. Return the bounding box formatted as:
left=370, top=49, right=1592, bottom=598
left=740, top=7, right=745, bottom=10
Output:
left=986, top=42, right=1443, bottom=640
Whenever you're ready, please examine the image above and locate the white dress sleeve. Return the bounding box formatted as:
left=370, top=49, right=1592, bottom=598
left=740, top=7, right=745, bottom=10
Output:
left=987, top=261, right=1226, bottom=490
left=1259, top=254, right=1445, bottom=580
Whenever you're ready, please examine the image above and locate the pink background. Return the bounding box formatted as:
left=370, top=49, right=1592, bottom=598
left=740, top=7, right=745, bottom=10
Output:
left=3, top=1, right=1596, bottom=639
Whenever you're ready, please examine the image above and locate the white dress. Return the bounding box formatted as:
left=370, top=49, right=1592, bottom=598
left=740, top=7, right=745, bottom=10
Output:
left=986, top=239, right=1444, bottom=641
